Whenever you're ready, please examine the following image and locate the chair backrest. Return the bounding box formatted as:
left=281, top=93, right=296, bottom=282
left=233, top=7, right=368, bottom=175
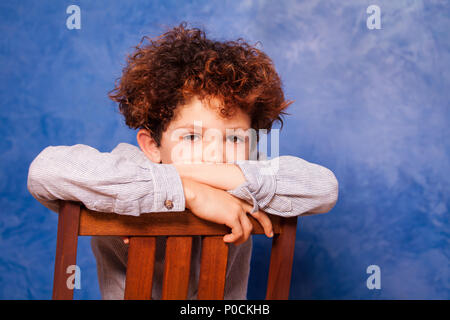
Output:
left=52, top=200, right=298, bottom=300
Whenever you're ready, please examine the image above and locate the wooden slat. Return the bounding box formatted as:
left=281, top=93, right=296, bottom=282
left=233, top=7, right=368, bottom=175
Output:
left=197, top=236, right=229, bottom=300
left=266, top=216, right=298, bottom=300
left=79, top=207, right=282, bottom=236
left=52, top=201, right=80, bottom=300
left=162, top=237, right=193, bottom=299
left=124, top=237, right=156, bottom=300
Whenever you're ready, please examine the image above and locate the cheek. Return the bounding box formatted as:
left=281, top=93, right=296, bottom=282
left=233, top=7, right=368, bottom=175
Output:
left=162, top=141, right=204, bottom=163
left=159, top=145, right=173, bottom=164
left=225, top=142, right=249, bottom=162
left=158, top=138, right=180, bottom=164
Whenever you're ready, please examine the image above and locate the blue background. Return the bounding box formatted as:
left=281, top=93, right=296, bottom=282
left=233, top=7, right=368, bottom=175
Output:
left=0, top=0, right=448, bottom=299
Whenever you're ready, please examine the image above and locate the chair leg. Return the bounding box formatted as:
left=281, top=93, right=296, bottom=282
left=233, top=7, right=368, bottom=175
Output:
left=266, top=216, right=298, bottom=300
left=52, top=201, right=80, bottom=300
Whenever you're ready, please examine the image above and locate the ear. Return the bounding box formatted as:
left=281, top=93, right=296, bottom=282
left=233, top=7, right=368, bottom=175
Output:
left=136, top=129, right=161, bottom=163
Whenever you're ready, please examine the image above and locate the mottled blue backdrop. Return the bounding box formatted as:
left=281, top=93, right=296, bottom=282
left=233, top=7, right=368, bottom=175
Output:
left=0, top=0, right=448, bottom=299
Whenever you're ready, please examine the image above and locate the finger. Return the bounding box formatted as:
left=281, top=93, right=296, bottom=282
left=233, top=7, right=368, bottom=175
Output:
left=236, top=212, right=253, bottom=245
left=240, top=200, right=254, bottom=214
left=223, top=217, right=243, bottom=244
left=241, top=202, right=273, bottom=238
left=249, top=210, right=273, bottom=238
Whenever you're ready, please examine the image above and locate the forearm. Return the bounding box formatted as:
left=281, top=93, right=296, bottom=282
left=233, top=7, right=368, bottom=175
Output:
left=174, top=162, right=246, bottom=191
left=228, top=156, right=339, bottom=217
left=27, top=144, right=186, bottom=215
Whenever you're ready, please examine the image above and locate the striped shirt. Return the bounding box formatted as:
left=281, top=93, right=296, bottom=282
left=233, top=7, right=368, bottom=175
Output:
left=27, top=142, right=338, bottom=299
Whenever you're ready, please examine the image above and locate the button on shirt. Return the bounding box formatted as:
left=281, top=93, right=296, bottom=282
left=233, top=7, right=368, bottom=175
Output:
left=164, top=199, right=174, bottom=210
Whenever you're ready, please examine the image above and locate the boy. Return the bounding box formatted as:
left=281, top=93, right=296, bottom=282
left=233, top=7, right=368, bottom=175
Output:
left=27, top=22, right=338, bottom=299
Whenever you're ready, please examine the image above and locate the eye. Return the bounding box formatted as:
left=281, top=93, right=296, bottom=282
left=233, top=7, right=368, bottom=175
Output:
left=182, top=134, right=201, bottom=142
left=226, top=135, right=245, bottom=144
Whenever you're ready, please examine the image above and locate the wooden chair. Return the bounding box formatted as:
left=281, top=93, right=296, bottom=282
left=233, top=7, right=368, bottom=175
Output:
left=52, top=200, right=298, bottom=300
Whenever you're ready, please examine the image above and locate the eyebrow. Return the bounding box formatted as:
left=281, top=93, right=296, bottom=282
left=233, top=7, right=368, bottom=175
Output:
left=172, top=123, right=250, bottom=131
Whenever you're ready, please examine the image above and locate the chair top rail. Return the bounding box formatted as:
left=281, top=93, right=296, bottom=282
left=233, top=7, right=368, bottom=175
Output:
left=78, top=205, right=284, bottom=237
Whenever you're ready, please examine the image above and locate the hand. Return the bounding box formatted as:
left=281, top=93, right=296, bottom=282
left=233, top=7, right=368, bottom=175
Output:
left=181, top=177, right=273, bottom=245
left=121, top=178, right=274, bottom=245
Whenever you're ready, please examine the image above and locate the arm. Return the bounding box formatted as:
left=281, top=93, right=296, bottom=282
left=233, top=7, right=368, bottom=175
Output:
left=27, top=143, right=185, bottom=216
left=174, top=156, right=339, bottom=217
left=174, top=162, right=246, bottom=190
left=28, top=143, right=273, bottom=244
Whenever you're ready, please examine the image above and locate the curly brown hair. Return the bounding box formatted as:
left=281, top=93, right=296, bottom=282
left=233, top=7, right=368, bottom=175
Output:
left=108, top=22, right=293, bottom=146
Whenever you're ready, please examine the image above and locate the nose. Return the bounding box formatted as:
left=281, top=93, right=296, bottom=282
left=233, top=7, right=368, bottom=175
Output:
left=202, top=135, right=225, bottom=163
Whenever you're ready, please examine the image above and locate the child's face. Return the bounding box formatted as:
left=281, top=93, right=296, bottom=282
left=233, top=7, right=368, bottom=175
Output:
left=160, top=96, right=252, bottom=164
left=138, top=96, right=252, bottom=164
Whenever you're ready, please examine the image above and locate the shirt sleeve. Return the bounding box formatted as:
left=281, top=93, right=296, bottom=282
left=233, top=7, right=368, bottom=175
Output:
left=27, top=143, right=186, bottom=216
left=227, top=155, right=339, bottom=217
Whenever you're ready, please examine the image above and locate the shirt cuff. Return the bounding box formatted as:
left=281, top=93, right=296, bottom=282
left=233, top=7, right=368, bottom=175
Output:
left=228, top=160, right=277, bottom=212
left=151, top=163, right=186, bottom=212
left=227, top=181, right=259, bottom=213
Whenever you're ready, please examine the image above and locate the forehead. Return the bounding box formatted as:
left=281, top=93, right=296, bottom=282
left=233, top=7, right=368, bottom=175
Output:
left=168, top=96, right=251, bottom=131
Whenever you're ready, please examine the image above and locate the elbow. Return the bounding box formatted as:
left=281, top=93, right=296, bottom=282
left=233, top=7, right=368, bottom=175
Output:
left=27, top=147, right=56, bottom=199
left=306, top=167, right=339, bottom=215
left=317, top=168, right=339, bottom=213
left=325, top=169, right=339, bottom=211
left=27, top=153, right=46, bottom=198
